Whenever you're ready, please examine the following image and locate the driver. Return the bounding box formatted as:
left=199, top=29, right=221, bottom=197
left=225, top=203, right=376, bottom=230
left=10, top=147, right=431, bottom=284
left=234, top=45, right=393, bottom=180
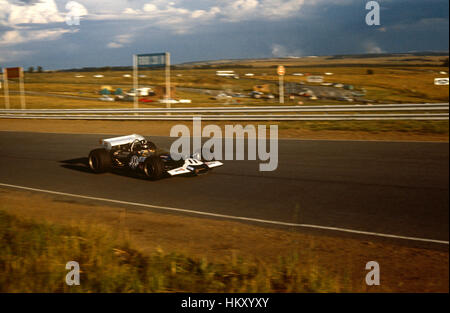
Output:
left=141, top=140, right=156, bottom=153
left=132, top=139, right=156, bottom=153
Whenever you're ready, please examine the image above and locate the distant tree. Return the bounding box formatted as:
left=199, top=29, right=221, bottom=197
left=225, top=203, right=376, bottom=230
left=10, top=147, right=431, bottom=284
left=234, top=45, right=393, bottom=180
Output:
left=28, top=67, right=34, bottom=73
left=367, top=69, right=374, bottom=75
left=37, top=66, right=43, bottom=73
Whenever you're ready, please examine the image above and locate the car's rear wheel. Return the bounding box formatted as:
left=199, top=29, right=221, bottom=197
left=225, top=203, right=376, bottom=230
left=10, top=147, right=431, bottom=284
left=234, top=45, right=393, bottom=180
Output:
left=143, top=156, right=165, bottom=180
left=88, top=148, right=112, bottom=173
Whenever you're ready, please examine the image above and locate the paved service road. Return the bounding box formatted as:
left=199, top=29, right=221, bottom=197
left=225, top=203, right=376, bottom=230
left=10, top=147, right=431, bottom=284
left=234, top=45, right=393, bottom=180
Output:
left=0, top=131, right=448, bottom=246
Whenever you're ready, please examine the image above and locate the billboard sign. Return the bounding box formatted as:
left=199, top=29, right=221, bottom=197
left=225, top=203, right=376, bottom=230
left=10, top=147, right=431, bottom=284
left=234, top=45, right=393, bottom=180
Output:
left=5, top=67, right=22, bottom=79
left=136, top=53, right=166, bottom=68
left=133, top=52, right=171, bottom=109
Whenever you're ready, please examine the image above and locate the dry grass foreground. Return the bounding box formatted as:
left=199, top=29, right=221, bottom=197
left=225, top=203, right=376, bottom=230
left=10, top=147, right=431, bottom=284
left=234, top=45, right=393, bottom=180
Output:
left=0, top=119, right=448, bottom=142
left=0, top=187, right=448, bottom=292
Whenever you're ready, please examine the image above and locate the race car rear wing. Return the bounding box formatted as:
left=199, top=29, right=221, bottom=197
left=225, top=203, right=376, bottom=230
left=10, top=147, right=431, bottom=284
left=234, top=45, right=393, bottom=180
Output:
left=100, top=134, right=146, bottom=150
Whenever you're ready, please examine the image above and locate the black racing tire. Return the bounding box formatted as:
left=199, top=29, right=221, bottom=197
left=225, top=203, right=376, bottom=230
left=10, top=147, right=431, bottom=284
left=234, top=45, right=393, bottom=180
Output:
left=88, top=148, right=112, bottom=173
left=143, top=155, right=165, bottom=180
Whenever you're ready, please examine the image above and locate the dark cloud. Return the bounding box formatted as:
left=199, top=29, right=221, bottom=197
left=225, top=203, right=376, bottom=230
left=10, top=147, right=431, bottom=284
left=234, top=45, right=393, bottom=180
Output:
left=12, top=0, right=40, bottom=5
left=1, top=0, right=448, bottom=69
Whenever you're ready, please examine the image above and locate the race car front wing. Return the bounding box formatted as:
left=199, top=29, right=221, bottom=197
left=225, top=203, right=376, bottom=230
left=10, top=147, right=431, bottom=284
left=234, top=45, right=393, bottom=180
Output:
left=167, top=158, right=223, bottom=176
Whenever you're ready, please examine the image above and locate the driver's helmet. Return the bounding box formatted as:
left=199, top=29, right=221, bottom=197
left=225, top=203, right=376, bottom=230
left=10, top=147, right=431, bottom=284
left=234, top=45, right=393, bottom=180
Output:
left=140, top=140, right=156, bottom=153
left=132, top=139, right=156, bottom=153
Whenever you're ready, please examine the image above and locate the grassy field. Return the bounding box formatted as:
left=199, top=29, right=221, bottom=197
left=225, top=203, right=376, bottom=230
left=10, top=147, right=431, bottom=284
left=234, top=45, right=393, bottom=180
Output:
left=0, top=54, right=448, bottom=110
left=254, top=66, right=449, bottom=103
left=186, top=54, right=448, bottom=67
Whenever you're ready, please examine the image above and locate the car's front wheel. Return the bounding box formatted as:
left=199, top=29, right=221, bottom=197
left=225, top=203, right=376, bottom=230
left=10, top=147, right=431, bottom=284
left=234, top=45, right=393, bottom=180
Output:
left=143, top=156, right=165, bottom=180
left=88, top=148, right=112, bottom=173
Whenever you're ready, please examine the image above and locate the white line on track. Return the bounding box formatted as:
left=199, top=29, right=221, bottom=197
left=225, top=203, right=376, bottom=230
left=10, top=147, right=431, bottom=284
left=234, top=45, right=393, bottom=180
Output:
left=0, top=182, right=448, bottom=245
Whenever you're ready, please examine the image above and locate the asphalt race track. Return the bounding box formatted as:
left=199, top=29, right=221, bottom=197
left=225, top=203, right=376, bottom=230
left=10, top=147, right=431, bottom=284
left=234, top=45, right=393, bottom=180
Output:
left=0, top=131, right=448, bottom=247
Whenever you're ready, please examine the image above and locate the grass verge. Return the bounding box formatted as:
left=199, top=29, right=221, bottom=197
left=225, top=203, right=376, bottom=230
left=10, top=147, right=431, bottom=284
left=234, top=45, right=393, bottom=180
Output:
left=0, top=209, right=339, bottom=293
left=0, top=188, right=448, bottom=293
left=277, top=120, right=449, bottom=135
left=0, top=119, right=448, bottom=142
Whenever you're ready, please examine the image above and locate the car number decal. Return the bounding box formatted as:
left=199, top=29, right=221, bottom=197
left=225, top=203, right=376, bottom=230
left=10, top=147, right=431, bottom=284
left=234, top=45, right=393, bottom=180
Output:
left=129, top=155, right=140, bottom=169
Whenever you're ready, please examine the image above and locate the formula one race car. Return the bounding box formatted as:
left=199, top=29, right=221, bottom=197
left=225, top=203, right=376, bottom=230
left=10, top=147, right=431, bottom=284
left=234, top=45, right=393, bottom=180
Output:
left=88, top=134, right=223, bottom=180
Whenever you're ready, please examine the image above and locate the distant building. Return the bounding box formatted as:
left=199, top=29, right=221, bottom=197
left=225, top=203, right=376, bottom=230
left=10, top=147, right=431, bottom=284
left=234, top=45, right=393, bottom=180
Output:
left=216, top=70, right=235, bottom=77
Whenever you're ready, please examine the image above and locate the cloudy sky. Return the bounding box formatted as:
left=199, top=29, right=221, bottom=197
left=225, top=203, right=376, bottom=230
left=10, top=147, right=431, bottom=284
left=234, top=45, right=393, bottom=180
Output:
left=0, top=0, right=448, bottom=69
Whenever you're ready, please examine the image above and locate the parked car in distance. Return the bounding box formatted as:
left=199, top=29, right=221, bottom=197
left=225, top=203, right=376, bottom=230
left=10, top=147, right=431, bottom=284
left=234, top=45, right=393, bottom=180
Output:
left=215, top=93, right=232, bottom=100
left=249, top=91, right=263, bottom=99
left=99, top=95, right=114, bottom=101
left=337, top=96, right=354, bottom=102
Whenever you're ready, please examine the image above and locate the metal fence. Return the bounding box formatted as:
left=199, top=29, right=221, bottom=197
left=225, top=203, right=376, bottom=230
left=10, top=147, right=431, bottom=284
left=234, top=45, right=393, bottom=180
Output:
left=0, top=103, right=448, bottom=121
